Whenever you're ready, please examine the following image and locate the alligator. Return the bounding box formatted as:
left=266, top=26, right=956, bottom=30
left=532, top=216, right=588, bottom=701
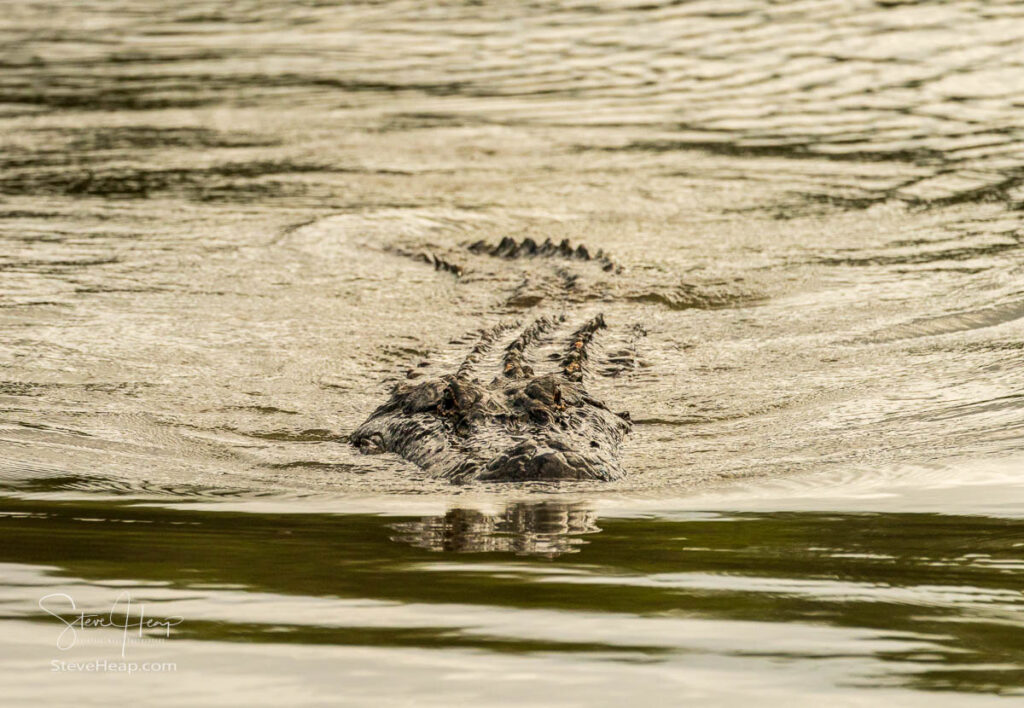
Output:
left=350, top=314, right=632, bottom=482
left=350, top=235, right=754, bottom=483
left=387, top=236, right=755, bottom=312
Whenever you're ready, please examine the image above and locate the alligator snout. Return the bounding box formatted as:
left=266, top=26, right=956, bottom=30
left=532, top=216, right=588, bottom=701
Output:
left=479, top=440, right=617, bottom=482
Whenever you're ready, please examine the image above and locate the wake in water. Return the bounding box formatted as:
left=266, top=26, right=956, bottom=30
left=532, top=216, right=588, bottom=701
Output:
left=1, top=0, right=1024, bottom=495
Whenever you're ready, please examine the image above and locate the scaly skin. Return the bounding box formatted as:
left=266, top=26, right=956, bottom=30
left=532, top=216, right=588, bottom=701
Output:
left=350, top=315, right=631, bottom=483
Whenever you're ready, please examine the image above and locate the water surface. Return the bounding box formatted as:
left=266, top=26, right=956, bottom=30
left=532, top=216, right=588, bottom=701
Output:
left=2, top=0, right=1024, bottom=704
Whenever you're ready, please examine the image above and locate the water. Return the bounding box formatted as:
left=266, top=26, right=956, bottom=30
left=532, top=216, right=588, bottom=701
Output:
left=2, top=0, right=1024, bottom=704
left=2, top=469, right=1024, bottom=705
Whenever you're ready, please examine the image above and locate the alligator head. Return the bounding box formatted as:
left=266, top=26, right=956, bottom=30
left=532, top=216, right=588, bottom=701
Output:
left=350, top=315, right=631, bottom=482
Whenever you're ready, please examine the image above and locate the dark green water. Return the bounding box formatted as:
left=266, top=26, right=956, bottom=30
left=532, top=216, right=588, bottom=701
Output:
left=2, top=472, right=1023, bottom=705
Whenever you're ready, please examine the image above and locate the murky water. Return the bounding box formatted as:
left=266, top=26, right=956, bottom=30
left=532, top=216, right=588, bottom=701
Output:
left=2, top=1, right=1024, bottom=704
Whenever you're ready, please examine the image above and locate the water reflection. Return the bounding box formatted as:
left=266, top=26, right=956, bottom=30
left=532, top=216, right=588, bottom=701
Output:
left=0, top=488, right=1022, bottom=696
left=391, top=502, right=599, bottom=556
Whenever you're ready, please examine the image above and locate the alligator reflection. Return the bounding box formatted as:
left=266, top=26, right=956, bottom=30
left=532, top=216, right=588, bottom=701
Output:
left=390, top=502, right=599, bottom=556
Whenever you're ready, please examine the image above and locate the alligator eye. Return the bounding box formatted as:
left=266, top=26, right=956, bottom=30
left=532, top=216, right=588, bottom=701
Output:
left=437, top=382, right=467, bottom=416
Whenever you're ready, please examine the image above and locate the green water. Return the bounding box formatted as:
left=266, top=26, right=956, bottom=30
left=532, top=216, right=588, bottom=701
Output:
left=2, top=472, right=1022, bottom=705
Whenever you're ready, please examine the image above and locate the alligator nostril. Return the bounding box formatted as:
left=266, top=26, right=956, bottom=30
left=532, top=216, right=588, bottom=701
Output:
left=439, top=386, right=456, bottom=413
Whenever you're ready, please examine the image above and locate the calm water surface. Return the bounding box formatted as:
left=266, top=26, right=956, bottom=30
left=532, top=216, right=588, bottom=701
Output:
left=2, top=0, right=1024, bottom=704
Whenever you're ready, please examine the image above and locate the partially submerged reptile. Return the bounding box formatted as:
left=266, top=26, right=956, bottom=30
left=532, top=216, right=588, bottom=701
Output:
left=351, top=314, right=632, bottom=482
left=352, top=236, right=752, bottom=483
